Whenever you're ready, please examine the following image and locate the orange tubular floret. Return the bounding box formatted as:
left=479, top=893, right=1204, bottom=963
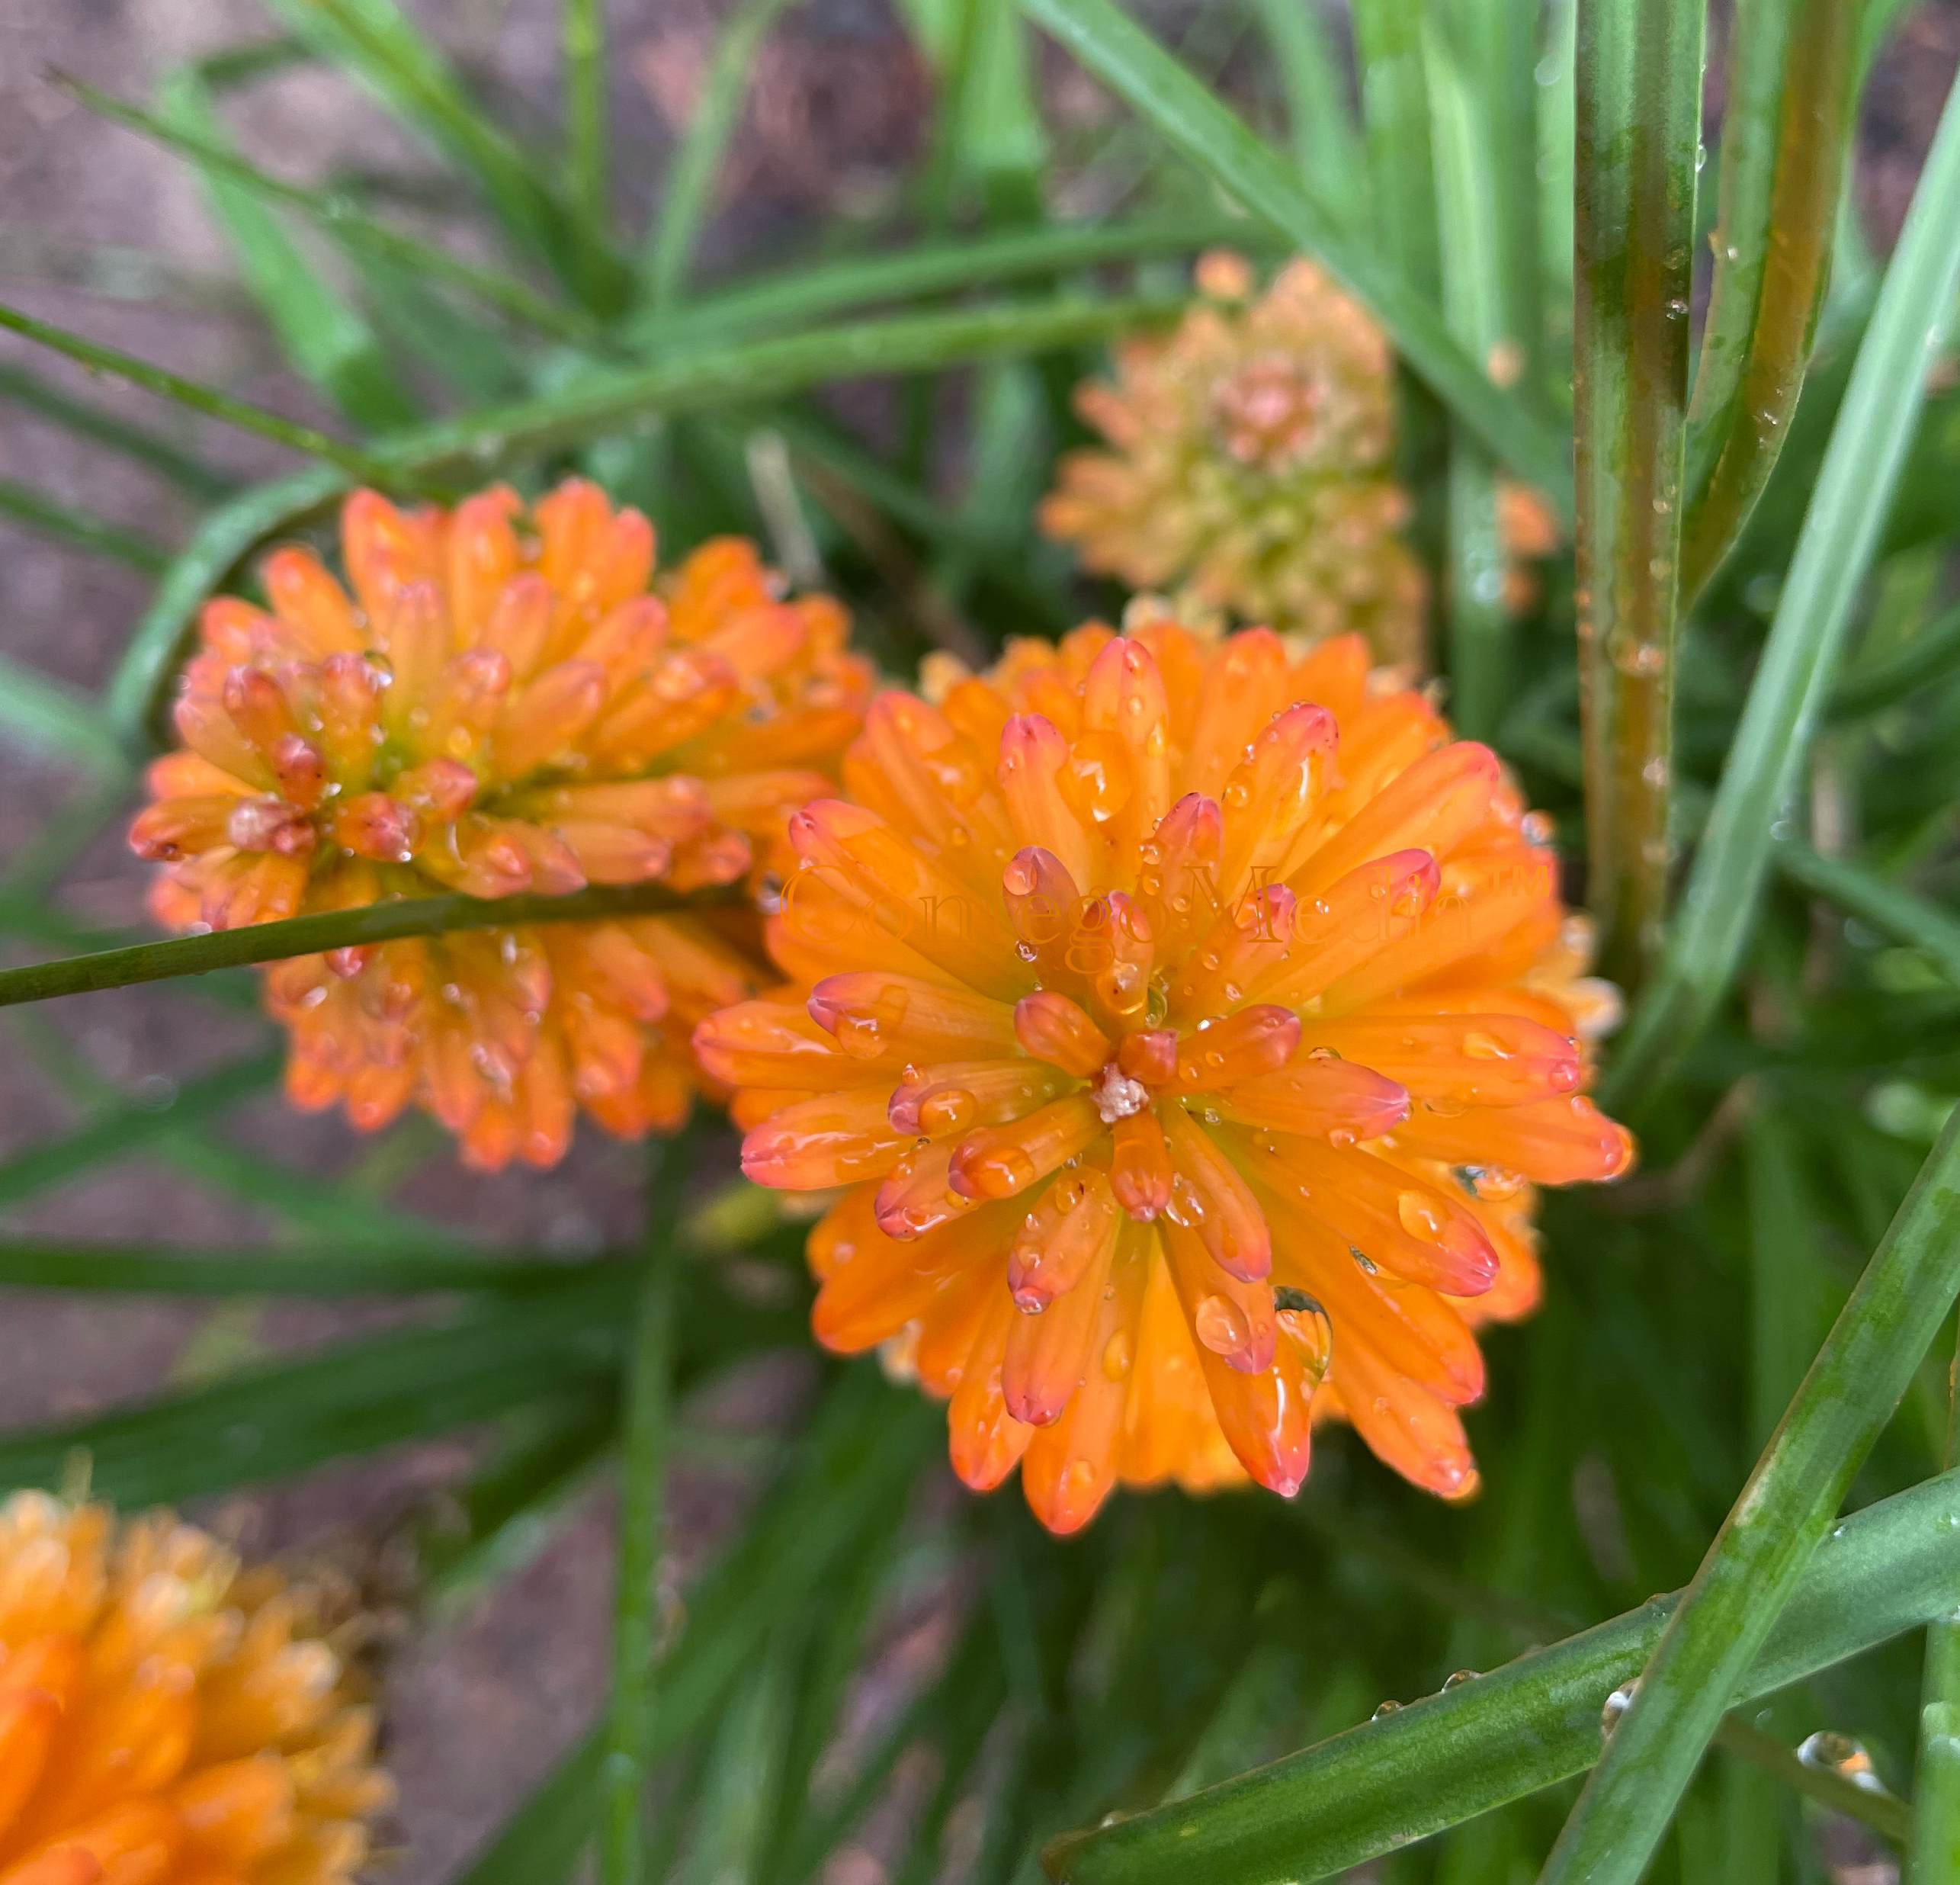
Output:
left=133, top=481, right=873, bottom=1169
left=0, top=1493, right=387, bottom=1885
left=700, top=621, right=1635, bottom=1533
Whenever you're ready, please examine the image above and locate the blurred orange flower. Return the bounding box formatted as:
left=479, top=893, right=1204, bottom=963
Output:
left=1039, top=253, right=1428, bottom=665
left=698, top=620, right=1632, bottom=1533
left=133, top=480, right=871, bottom=1170
left=0, top=1491, right=390, bottom=1885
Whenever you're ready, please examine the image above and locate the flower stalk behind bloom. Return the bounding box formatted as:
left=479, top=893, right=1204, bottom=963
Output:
left=699, top=621, right=1633, bottom=1533
left=1039, top=253, right=1428, bottom=663
left=0, top=1490, right=390, bottom=1884
left=132, top=480, right=872, bottom=1169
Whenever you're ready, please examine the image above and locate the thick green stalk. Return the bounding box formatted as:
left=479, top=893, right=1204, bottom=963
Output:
left=599, top=1133, right=693, bottom=1884
left=1571, top=0, right=1705, bottom=985
left=0, top=302, right=396, bottom=483
left=1042, top=1469, right=1960, bottom=1885
left=1538, top=1111, right=1960, bottom=1885
left=0, top=881, right=720, bottom=1010
left=1249, top=0, right=1364, bottom=204
left=1679, top=0, right=1859, bottom=604
left=1017, top=0, right=1573, bottom=514
left=563, top=0, right=608, bottom=232
left=1909, top=1322, right=1960, bottom=1882
left=1603, top=69, right=1960, bottom=1111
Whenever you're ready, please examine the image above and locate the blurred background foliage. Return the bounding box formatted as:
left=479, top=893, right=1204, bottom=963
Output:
left=1, top=0, right=1959, bottom=1880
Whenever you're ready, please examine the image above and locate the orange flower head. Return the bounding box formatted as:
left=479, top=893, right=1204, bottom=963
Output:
left=0, top=1490, right=390, bottom=1884
left=1038, top=253, right=1427, bottom=664
left=132, top=479, right=872, bottom=1170
left=698, top=620, right=1634, bottom=1533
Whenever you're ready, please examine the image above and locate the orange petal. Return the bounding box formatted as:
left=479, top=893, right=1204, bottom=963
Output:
left=1158, top=1215, right=1275, bottom=1375
left=1390, top=1093, right=1636, bottom=1185
left=1218, top=702, right=1337, bottom=899
left=1135, top=791, right=1224, bottom=962
left=1013, top=991, right=1111, bottom=1077
left=789, top=800, right=1025, bottom=1001
left=1167, top=885, right=1296, bottom=1024
left=1076, top=635, right=1172, bottom=874
left=948, top=1094, right=1103, bottom=1203
left=888, top=1060, right=1067, bottom=1138
left=1169, top=1004, right=1299, bottom=1093
left=1320, top=848, right=1561, bottom=1013
left=807, top=972, right=1018, bottom=1063
left=1002, top=1188, right=1119, bottom=1424
left=1199, top=1320, right=1317, bottom=1498
left=874, top=1138, right=980, bottom=1241
left=492, top=660, right=608, bottom=778
left=1110, top=1109, right=1173, bottom=1220
left=1002, top=846, right=1092, bottom=1004
left=1159, top=1106, right=1271, bottom=1282
left=1006, top=1167, right=1122, bottom=1310
left=997, top=714, right=1093, bottom=888
left=812, top=1211, right=984, bottom=1352
left=261, top=545, right=364, bottom=657
left=1300, top=1012, right=1581, bottom=1108
left=1333, top=1340, right=1480, bottom=1499
left=0, top=1684, right=59, bottom=1842
left=947, top=1279, right=1035, bottom=1490
left=1182, top=626, right=1292, bottom=801
left=1253, top=1133, right=1496, bottom=1296
left=1020, top=1228, right=1150, bottom=1532
left=742, top=1087, right=908, bottom=1189
left=1291, top=741, right=1502, bottom=896
left=1213, top=1058, right=1410, bottom=1142
left=1253, top=850, right=1439, bottom=1010
left=692, top=1000, right=861, bottom=1090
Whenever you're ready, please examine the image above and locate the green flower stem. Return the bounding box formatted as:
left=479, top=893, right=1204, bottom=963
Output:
left=600, top=1130, right=695, bottom=1885
left=1537, top=1109, right=1960, bottom=1885
left=1603, top=67, right=1960, bottom=1113
left=1570, top=0, right=1705, bottom=986
left=1016, top=0, right=1574, bottom=516
left=1773, top=839, right=1960, bottom=986
left=63, top=77, right=601, bottom=348
left=0, top=881, right=726, bottom=1010
left=1679, top=0, right=1859, bottom=605
left=1042, top=1468, right=1960, bottom=1885
left=0, top=302, right=398, bottom=485
left=1909, top=1321, right=1960, bottom=1881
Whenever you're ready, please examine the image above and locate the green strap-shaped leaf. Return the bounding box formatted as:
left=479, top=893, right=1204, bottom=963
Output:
left=1679, top=0, right=1860, bottom=603
left=67, top=75, right=598, bottom=348
left=0, top=653, right=122, bottom=770
left=1250, top=0, right=1365, bottom=217
left=258, top=0, right=628, bottom=310
left=1044, top=1469, right=1960, bottom=1885
left=1016, top=0, right=1573, bottom=517
left=160, top=64, right=416, bottom=431
left=1539, top=1110, right=1960, bottom=1883
left=0, top=474, right=169, bottom=573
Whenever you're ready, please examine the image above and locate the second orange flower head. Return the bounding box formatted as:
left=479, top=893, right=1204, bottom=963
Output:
left=700, top=620, right=1634, bottom=1533
left=133, top=480, right=872, bottom=1169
